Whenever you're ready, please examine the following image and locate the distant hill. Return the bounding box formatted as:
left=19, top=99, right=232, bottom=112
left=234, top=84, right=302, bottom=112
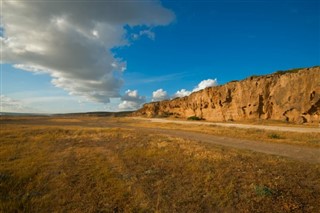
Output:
left=54, top=111, right=134, bottom=117
left=1, top=111, right=134, bottom=117
left=0, top=112, right=49, bottom=116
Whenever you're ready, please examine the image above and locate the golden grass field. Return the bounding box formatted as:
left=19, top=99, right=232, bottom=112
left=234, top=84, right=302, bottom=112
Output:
left=128, top=119, right=320, bottom=148
left=0, top=116, right=319, bottom=212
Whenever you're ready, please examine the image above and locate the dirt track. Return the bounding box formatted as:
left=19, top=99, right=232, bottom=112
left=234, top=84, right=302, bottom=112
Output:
left=129, top=118, right=320, bottom=163
left=138, top=127, right=320, bottom=163
left=133, top=117, right=320, bottom=133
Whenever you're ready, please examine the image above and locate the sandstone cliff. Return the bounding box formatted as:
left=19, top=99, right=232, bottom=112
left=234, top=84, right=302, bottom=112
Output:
left=134, top=67, right=320, bottom=123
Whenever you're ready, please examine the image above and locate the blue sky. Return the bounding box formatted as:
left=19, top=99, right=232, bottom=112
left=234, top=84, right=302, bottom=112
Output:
left=1, top=0, right=319, bottom=113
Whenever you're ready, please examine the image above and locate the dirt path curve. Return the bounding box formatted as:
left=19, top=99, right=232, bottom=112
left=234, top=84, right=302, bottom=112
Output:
left=133, top=117, right=320, bottom=133
left=90, top=118, right=320, bottom=163
left=135, top=127, right=320, bottom=163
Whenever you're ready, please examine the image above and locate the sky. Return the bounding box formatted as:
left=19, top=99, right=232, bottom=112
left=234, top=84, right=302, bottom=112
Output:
left=1, top=0, right=319, bottom=113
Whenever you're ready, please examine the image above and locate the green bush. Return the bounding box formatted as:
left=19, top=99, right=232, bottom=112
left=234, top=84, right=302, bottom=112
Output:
left=268, top=133, right=281, bottom=139
left=274, top=68, right=302, bottom=75
left=187, top=116, right=202, bottom=121
left=249, top=75, right=261, bottom=79
left=255, top=185, right=273, bottom=196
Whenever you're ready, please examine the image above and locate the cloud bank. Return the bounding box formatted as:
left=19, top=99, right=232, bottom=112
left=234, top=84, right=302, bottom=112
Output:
left=1, top=1, right=174, bottom=103
left=0, top=95, right=35, bottom=113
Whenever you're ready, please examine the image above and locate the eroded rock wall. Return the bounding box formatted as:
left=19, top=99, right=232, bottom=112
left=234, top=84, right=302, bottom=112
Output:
left=134, top=67, right=320, bottom=123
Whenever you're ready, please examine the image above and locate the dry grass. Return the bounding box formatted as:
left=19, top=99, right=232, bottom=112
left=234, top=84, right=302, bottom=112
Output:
left=130, top=121, right=320, bottom=147
left=150, top=116, right=320, bottom=128
left=1, top=119, right=320, bottom=212
left=220, top=119, right=320, bottom=128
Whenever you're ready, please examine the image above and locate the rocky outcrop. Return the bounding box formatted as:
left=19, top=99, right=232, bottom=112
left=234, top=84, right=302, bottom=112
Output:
left=134, top=67, right=320, bottom=123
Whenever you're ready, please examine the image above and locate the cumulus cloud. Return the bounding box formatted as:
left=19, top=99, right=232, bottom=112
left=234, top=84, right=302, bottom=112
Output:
left=173, top=78, right=218, bottom=98
left=193, top=79, right=218, bottom=92
left=1, top=1, right=174, bottom=103
left=152, top=89, right=169, bottom=101
left=118, top=89, right=146, bottom=110
left=173, top=89, right=192, bottom=98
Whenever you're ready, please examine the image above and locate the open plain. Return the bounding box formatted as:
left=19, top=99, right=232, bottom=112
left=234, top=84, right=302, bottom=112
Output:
left=0, top=116, right=319, bottom=212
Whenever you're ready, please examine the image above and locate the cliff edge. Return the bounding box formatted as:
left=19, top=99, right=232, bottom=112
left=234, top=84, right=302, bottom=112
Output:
left=134, top=67, right=320, bottom=123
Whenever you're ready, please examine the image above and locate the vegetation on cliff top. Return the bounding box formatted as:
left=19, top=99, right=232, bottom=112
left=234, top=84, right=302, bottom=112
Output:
left=248, top=66, right=319, bottom=79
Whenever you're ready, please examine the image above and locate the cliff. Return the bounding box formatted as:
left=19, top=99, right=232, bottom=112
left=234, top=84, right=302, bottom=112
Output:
left=134, top=67, right=320, bottom=123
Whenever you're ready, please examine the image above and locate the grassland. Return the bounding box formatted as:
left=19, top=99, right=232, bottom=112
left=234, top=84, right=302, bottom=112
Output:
left=129, top=119, right=320, bottom=147
left=0, top=116, right=320, bottom=212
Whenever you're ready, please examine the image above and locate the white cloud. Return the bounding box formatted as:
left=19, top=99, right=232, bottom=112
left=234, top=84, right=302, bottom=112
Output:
left=1, top=1, right=174, bottom=103
left=0, top=95, right=36, bottom=113
left=173, top=89, right=191, bottom=98
left=118, top=100, right=140, bottom=111
left=193, top=78, right=218, bottom=92
left=118, top=89, right=146, bottom=110
left=173, top=78, right=218, bottom=99
left=152, top=89, right=169, bottom=101
left=132, top=29, right=155, bottom=40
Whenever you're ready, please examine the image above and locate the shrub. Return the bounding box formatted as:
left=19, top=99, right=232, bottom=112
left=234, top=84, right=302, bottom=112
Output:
left=268, top=133, right=281, bottom=139
left=249, top=75, right=261, bottom=79
left=255, top=185, right=273, bottom=196
left=274, top=68, right=302, bottom=75
left=187, top=116, right=202, bottom=121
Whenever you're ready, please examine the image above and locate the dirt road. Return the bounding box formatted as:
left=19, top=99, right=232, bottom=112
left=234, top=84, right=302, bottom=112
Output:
left=133, top=117, right=320, bottom=133
left=130, top=118, right=320, bottom=163
left=84, top=117, right=320, bottom=163
left=138, top=127, right=320, bottom=163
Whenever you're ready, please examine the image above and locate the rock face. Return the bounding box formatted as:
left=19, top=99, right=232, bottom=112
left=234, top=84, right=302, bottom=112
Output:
left=134, top=67, right=320, bottom=123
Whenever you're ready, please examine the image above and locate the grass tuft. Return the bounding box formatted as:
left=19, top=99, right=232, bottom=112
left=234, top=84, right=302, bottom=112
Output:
left=187, top=116, right=202, bottom=121
left=268, top=133, right=282, bottom=139
left=255, top=185, right=273, bottom=197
